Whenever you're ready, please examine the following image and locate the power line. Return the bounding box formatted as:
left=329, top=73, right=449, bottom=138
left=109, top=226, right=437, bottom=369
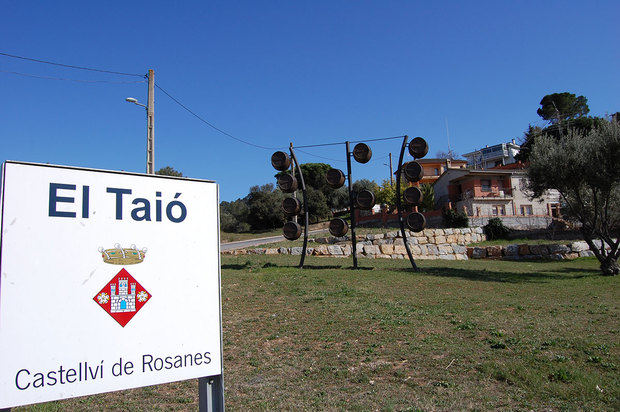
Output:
left=0, top=69, right=146, bottom=84
left=294, top=148, right=345, bottom=163
left=295, top=135, right=404, bottom=149
left=0, top=51, right=144, bottom=77
left=155, top=82, right=283, bottom=150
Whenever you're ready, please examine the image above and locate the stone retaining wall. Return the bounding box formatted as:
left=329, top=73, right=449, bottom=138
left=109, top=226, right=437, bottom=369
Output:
left=222, top=227, right=486, bottom=260
left=466, top=240, right=606, bottom=260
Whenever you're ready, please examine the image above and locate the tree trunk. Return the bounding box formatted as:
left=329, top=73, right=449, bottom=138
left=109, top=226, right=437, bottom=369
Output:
left=600, top=256, right=619, bottom=276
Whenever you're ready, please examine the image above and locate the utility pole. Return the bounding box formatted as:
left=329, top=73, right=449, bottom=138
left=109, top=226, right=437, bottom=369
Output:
left=388, top=153, right=394, bottom=185
left=146, top=69, right=155, bottom=174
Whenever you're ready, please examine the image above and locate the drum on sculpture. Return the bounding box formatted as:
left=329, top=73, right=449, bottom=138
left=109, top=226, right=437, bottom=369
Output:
left=282, top=197, right=302, bottom=216
left=329, top=218, right=349, bottom=237
left=403, top=186, right=423, bottom=205
left=352, top=143, right=372, bottom=163
left=406, top=212, right=426, bottom=232
left=271, top=151, right=291, bottom=171
left=355, top=189, right=375, bottom=210
left=402, top=161, right=424, bottom=183
left=283, top=221, right=302, bottom=240
left=326, top=168, right=345, bottom=188
left=408, top=137, right=429, bottom=159
left=277, top=173, right=298, bottom=193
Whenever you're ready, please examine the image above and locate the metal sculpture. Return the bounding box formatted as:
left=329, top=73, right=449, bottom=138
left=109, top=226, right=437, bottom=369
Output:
left=395, top=135, right=429, bottom=271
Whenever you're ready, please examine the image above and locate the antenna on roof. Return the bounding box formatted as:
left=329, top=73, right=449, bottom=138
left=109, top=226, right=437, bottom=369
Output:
left=445, top=117, right=451, bottom=159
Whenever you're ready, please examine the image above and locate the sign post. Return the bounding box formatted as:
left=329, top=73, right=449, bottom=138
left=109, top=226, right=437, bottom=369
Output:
left=0, top=161, right=224, bottom=410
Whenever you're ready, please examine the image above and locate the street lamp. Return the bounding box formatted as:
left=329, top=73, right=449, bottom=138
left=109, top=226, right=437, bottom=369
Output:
left=124, top=68, right=155, bottom=174
left=125, top=97, right=146, bottom=108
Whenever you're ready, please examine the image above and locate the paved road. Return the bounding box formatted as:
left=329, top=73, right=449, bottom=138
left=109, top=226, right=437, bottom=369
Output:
left=221, top=229, right=328, bottom=251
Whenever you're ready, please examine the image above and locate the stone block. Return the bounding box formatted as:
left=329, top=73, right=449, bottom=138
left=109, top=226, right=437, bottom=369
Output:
left=377, top=254, right=391, bottom=259
left=328, top=245, right=343, bottom=255
left=474, top=227, right=483, bottom=234
left=452, top=244, right=467, bottom=254
left=380, top=244, right=395, bottom=254
left=444, top=228, right=454, bottom=235
left=565, top=252, right=579, bottom=259
left=446, top=234, right=458, bottom=243
left=305, top=248, right=315, bottom=255
left=439, top=254, right=456, bottom=260
left=418, top=237, right=428, bottom=244
left=393, top=245, right=407, bottom=254
left=579, top=250, right=594, bottom=257
left=518, top=244, right=530, bottom=255
left=313, top=245, right=328, bottom=255
left=363, top=244, right=380, bottom=255
left=356, top=243, right=365, bottom=254
left=391, top=254, right=404, bottom=259
left=529, top=245, right=549, bottom=255
left=265, top=248, right=279, bottom=255
left=423, top=229, right=434, bottom=237
left=386, top=231, right=398, bottom=238
left=290, top=247, right=303, bottom=255
left=571, top=241, right=589, bottom=252
left=393, top=238, right=405, bottom=246
left=427, top=245, right=439, bottom=255
left=471, top=247, right=486, bottom=258
left=435, top=235, right=447, bottom=244
left=464, top=234, right=472, bottom=243
left=548, top=244, right=570, bottom=254
left=407, top=237, right=418, bottom=244
left=438, top=245, right=453, bottom=255
left=455, top=254, right=468, bottom=260
left=487, top=246, right=502, bottom=258
left=504, top=244, right=519, bottom=256
left=418, top=244, right=428, bottom=255
left=435, top=229, right=445, bottom=236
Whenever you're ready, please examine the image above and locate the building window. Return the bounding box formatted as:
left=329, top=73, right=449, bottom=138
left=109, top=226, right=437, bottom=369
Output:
left=492, top=205, right=506, bottom=216
left=520, top=205, right=533, bottom=215
left=434, top=168, right=440, bottom=176
left=549, top=203, right=561, bottom=218
left=481, top=179, right=491, bottom=192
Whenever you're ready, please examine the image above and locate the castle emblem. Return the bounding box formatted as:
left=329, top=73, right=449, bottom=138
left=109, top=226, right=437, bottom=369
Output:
left=94, top=244, right=151, bottom=327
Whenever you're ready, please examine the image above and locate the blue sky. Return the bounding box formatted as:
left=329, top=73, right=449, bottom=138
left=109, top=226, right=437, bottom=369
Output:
left=1, top=1, right=618, bottom=201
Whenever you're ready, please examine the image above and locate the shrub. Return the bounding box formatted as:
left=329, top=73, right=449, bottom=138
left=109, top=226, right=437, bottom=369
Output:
left=484, top=217, right=511, bottom=240
left=442, top=208, right=469, bottom=228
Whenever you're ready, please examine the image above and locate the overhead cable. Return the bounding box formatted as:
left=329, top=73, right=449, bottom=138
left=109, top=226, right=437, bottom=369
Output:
left=155, top=82, right=283, bottom=150
left=0, top=69, right=146, bottom=84
left=0, top=51, right=145, bottom=77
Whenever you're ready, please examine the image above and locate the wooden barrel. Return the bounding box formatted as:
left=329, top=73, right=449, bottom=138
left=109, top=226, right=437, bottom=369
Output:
left=326, top=168, right=345, bottom=188
left=352, top=143, right=372, bottom=163
left=329, top=218, right=349, bottom=237
left=408, top=137, right=429, bottom=159
left=403, top=186, right=423, bottom=205
left=277, top=173, right=298, bottom=193
left=271, top=151, right=291, bottom=171
left=283, top=221, right=302, bottom=240
left=406, top=212, right=426, bottom=232
left=281, top=197, right=301, bottom=216
left=355, top=189, right=375, bottom=210
left=402, top=161, right=424, bottom=183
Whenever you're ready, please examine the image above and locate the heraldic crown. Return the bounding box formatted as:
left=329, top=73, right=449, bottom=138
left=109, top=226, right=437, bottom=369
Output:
left=99, top=244, right=147, bottom=265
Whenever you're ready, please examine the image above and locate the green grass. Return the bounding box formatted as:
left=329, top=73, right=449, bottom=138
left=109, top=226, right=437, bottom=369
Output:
left=220, top=228, right=284, bottom=243
left=16, top=256, right=619, bottom=410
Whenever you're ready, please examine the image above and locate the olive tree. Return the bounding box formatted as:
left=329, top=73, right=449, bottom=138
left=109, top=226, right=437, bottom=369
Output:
left=526, top=121, right=619, bottom=275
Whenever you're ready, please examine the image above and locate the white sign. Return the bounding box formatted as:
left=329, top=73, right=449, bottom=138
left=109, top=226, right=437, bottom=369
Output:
left=0, top=162, right=222, bottom=408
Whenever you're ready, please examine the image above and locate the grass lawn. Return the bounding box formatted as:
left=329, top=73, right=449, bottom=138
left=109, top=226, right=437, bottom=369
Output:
left=220, top=228, right=284, bottom=243
left=17, top=256, right=619, bottom=411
